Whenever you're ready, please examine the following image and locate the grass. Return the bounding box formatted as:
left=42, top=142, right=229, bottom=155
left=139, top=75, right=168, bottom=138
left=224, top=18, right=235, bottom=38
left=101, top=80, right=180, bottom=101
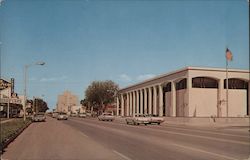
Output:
left=0, top=118, right=31, bottom=145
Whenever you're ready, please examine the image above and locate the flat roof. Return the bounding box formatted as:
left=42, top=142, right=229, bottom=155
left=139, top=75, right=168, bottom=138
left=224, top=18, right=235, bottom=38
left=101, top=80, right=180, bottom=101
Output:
left=119, top=66, right=249, bottom=91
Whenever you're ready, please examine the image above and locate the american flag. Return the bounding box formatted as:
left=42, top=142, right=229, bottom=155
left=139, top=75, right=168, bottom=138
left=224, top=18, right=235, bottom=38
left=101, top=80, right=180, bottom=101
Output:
left=226, top=48, right=233, bottom=61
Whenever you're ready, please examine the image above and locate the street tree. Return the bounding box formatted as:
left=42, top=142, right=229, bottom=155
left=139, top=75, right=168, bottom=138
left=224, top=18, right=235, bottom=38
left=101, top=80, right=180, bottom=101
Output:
left=85, top=80, right=119, bottom=113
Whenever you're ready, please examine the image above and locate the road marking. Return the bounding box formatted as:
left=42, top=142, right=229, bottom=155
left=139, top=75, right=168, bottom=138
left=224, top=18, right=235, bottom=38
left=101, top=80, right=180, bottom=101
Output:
left=161, top=125, right=249, bottom=138
left=170, top=143, right=239, bottom=160
left=78, top=131, right=89, bottom=138
left=156, top=129, right=249, bottom=146
left=112, top=150, right=132, bottom=160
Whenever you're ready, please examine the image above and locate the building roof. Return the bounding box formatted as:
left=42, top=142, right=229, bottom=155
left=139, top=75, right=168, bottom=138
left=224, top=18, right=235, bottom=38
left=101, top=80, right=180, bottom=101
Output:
left=119, top=66, right=249, bottom=92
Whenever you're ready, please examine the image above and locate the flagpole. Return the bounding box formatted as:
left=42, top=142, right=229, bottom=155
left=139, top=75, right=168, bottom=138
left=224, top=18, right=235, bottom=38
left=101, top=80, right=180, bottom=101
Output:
left=226, top=58, right=229, bottom=118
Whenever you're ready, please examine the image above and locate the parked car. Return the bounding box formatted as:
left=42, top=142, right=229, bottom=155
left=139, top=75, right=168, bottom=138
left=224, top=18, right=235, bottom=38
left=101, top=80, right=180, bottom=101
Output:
left=146, top=114, right=165, bottom=125
left=79, top=113, right=86, bottom=118
left=57, top=112, right=68, bottom=120
left=70, top=113, right=78, bottom=117
left=52, top=112, right=58, bottom=118
left=125, top=114, right=150, bottom=125
left=32, top=113, right=46, bottom=122
left=98, top=113, right=115, bottom=121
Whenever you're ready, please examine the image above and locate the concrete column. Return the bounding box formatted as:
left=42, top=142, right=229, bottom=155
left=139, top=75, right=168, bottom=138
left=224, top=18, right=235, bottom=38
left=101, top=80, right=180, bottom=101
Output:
left=133, top=91, right=136, bottom=117
left=153, top=86, right=157, bottom=115
left=185, top=77, right=192, bottom=117
left=129, top=92, right=133, bottom=116
left=121, top=94, right=124, bottom=116
left=140, top=89, right=143, bottom=114
left=136, top=90, right=139, bottom=115
left=217, top=79, right=223, bottom=117
left=126, top=93, right=129, bottom=116
left=144, top=88, right=148, bottom=114
left=159, top=84, right=163, bottom=116
left=116, top=96, right=119, bottom=116
left=171, top=81, right=176, bottom=117
left=148, top=87, right=152, bottom=115
left=248, top=82, right=250, bottom=116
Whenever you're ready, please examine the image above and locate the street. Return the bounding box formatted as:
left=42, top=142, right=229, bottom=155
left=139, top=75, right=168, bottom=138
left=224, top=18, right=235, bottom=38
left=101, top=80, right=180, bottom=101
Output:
left=2, top=116, right=250, bottom=160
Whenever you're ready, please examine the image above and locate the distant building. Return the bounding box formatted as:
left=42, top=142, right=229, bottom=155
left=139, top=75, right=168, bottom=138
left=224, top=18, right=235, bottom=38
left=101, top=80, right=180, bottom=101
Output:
left=117, top=67, right=250, bottom=118
left=56, top=91, right=79, bottom=113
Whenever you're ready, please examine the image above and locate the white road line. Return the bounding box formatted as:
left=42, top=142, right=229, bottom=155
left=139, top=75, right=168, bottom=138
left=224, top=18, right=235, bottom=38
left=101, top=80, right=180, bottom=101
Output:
left=156, top=129, right=249, bottom=146
left=171, top=143, right=240, bottom=160
left=112, top=150, right=132, bottom=160
left=161, top=125, right=249, bottom=138
left=79, top=131, right=89, bottom=138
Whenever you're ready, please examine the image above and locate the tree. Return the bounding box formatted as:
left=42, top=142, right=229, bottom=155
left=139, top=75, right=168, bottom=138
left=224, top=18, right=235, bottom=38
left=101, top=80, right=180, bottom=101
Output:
left=80, top=99, right=88, bottom=107
left=34, top=98, right=48, bottom=113
left=85, top=80, right=119, bottom=113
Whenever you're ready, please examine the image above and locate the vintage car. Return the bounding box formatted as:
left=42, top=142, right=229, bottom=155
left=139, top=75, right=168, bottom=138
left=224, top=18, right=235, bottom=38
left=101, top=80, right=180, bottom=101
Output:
left=32, top=113, right=46, bottom=122
left=125, top=114, right=151, bottom=125
left=146, top=114, right=165, bottom=125
left=70, top=113, right=78, bottom=117
left=57, top=112, right=68, bottom=120
left=78, top=113, right=87, bottom=118
left=52, top=112, right=58, bottom=118
left=98, top=113, right=115, bottom=121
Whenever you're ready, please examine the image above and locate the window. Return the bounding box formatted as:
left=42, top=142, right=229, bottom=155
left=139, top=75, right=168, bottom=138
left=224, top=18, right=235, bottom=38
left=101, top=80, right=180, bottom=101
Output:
left=224, top=78, right=248, bottom=89
left=192, top=77, right=218, bottom=88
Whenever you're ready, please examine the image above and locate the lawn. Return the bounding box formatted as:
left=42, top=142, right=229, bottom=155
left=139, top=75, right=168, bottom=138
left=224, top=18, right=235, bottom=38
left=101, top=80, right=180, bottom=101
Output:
left=0, top=118, right=31, bottom=147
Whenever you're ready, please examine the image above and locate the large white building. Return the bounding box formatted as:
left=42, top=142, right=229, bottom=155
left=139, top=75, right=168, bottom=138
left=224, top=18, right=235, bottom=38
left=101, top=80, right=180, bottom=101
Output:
left=56, top=91, right=79, bottom=113
left=116, top=67, right=250, bottom=118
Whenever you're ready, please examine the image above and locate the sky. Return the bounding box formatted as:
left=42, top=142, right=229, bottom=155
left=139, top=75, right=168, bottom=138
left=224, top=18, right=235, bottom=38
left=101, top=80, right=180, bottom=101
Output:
left=0, top=0, right=249, bottom=110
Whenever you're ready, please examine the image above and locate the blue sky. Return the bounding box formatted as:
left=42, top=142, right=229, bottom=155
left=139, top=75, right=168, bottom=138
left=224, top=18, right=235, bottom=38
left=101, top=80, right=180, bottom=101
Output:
left=0, top=0, right=249, bottom=109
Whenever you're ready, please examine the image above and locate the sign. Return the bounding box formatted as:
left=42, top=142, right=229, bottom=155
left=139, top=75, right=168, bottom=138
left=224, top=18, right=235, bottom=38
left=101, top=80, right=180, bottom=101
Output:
left=0, top=98, right=22, bottom=104
left=0, top=79, right=11, bottom=90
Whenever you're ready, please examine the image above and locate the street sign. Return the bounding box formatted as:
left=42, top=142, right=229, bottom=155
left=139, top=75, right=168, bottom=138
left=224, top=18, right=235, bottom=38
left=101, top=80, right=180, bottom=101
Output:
left=0, top=98, right=22, bottom=104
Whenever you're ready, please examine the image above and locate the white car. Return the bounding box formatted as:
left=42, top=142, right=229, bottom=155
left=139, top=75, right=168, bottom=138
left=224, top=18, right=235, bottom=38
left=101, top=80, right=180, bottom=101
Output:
left=57, top=112, right=68, bottom=120
left=125, top=114, right=150, bottom=125
left=32, top=113, right=46, bottom=122
left=79, top=113, right=87, bottom=118
left=98, top=113, right=114, bottom=121
left=52, top=112, right=58, bottom=118
left=146, top=114, right=165, bottom=125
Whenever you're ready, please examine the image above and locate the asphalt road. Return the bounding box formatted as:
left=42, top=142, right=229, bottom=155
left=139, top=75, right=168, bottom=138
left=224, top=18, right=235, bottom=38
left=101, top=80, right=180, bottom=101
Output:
left=2, top=116, right=250, bottom=160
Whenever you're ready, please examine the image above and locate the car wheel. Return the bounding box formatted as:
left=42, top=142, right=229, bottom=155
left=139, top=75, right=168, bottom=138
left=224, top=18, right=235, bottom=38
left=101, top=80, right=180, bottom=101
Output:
left=158, top=122, right=160, bottom=125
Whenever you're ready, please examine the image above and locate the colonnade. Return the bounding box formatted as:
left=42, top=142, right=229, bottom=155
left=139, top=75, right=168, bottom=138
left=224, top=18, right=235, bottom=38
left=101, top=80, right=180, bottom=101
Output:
left=117, top=82, right=177, bottom=117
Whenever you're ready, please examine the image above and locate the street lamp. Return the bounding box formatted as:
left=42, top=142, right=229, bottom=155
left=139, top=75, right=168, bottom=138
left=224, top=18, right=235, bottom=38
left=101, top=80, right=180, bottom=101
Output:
left=23, top=61, right=45, bottom=121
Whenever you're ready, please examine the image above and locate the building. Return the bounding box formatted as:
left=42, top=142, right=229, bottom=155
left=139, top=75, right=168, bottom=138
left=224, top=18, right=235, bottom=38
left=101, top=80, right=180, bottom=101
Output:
left=56, top=91, right=79, bottom=113
left=0, top=78, right=23, bottom=117
left=116, top=67, right=250, bottom=118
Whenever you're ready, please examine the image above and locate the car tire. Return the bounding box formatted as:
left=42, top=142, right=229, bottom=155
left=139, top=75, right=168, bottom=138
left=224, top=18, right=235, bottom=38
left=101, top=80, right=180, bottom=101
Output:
left=158, top=122, right=160, bottom=125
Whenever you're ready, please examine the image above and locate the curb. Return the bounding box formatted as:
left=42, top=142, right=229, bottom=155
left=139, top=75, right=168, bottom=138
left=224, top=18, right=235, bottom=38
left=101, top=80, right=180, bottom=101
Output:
left=0, top=121, right=32, bottom=153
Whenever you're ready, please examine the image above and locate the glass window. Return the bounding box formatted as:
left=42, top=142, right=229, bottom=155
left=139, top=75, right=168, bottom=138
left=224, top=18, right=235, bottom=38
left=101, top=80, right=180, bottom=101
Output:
left=192, top=77, right=218, bottom=88
left=224, top=78, right=248, bottom=89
